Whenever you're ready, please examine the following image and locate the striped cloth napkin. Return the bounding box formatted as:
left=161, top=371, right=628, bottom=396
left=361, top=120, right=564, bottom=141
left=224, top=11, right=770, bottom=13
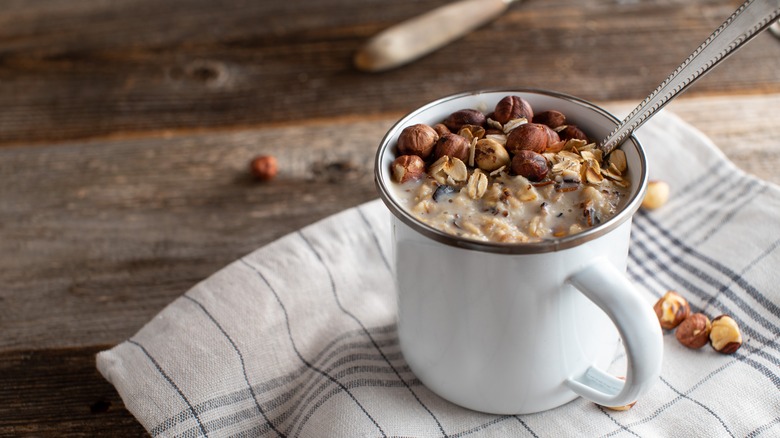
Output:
left=96, top=109, right=780, bottom=437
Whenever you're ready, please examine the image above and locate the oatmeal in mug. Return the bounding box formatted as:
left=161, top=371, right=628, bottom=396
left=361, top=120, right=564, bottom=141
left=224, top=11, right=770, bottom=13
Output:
left=388, top=95, right=631, bottom=243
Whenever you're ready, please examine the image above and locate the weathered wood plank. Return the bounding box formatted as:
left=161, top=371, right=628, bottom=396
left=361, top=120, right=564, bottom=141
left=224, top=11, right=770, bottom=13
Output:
left=0, top=0, right=778, bottom=144
left=0, top=346, right=147, bottom=437
left=2, top=94, right=779, bottom=353
left=0, top=117, right=391, bottom=350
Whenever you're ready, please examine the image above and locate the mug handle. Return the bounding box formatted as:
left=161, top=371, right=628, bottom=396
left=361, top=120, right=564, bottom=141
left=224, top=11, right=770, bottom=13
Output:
left=564, top=260, right=663, bottom=408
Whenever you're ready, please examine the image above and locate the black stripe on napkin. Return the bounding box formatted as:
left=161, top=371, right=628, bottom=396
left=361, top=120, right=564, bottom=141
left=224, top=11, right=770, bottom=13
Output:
left=239, top=258, right=388, bottom=437
left=182, top=294, right=286, bottom=438
left=151, top=326, right=407, bottom=436
left=128, top=339, right=210, bottom=437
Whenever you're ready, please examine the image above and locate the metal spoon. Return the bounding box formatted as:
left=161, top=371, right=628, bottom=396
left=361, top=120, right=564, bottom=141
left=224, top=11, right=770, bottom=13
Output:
left=599, top=0, right=780, bottom=155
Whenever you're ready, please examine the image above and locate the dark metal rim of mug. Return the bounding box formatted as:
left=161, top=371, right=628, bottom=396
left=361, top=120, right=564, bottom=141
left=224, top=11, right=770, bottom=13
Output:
left=374, top=88, right=649, bottom=255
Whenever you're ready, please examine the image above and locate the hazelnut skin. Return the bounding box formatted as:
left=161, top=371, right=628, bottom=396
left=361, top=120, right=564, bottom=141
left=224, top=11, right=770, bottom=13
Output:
left=432, top=123, right=450, bottom=138
left=511, top=150, right=549, bottom=182
left=653, top=290, right=690, bottom=330
left=709, top=315, right=743, bottom=354
left=474, top=138, right=510, bottom=172
left=533, top=110, right=566, bottom=129
left=397, top=124, right=439, bottom=159
left=391, top=155, right=426, bottom=183
left=433, top=133, right=471, bottom=162
left=493, top=95, right=534, bottom=124
left=250, top=155, right=278, bottom=181
left=675, top=313, right=711, bottom=349
left=506, top=123, right=560, bottom=154
left=558, top=125, right=589, bottom=142
left=443, top=109, right=486, bottom=131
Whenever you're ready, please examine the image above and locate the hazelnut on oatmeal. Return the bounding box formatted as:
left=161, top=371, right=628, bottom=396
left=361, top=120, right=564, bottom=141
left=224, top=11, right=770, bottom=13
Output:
left=388, top=95, right=632, bottom=243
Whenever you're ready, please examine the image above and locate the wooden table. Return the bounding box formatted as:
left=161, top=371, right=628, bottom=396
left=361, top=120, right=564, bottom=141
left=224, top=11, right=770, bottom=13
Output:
left=1, top=0, right=779, bottom=435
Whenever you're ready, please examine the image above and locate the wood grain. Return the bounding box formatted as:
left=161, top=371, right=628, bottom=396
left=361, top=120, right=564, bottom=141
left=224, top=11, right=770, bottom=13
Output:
left=2, top=93, right=778, bottom=351
left=0, top=0, right=778, bottom=145
left=3, top=0, right=780, bottom=435
left=0, top=346, right=147, bottom=437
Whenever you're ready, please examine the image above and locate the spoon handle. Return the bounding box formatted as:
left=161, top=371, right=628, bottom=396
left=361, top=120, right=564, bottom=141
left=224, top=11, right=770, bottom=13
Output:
left=599, top=0, right=780, bottom=155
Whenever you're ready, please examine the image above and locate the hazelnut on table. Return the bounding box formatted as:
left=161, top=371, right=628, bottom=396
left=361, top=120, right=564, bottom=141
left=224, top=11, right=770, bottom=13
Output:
left=599, top=377, right=637, bottom=411
left=675, top=313, right=711, bottom=349
left=653, top=291, right=690, bottom=330
left=250, top=155, right=278, bottom=181
left=709, top=315, right=743, bottom=354
left=642, top=180, right=670, bottom=210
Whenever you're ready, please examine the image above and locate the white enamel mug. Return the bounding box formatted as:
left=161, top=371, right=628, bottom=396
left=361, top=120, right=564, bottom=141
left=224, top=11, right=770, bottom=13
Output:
left=374, top=89, right=663, bottom=414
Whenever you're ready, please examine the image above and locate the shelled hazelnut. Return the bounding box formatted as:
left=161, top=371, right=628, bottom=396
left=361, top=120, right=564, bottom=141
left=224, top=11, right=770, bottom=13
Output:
left=434, top=133, right=471, bottom=162
left=511, top=150, right=549, bottom=181
left=397, top=124, right=439, bottom=159
left=558, top=125, right=589, bottom=142
left=675, top=313, right=711, bottom=349
left=642, top=180, right=670, bottom=210
left=391, top=155, right=425, bottom=183
left=709, top=315, right=743, bottom=354
left=474, top=138, right=510, bottom=172
left=506, top=123, right=560, bottom=154
left=432, top=123, right=450, bottom=137
left=533, top=110, right=566, bottom=129
left=250, top=155, right=278, bottom=181
left=653, top=291, right=690, bottom=330
left=493, top=95, right=534, bottom=124
left=442, top=109, right=485, bottom=131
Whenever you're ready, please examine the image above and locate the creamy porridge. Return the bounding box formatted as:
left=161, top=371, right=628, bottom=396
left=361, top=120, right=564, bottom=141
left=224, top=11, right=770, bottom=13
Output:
left=389, top=95, right=631, bottom=243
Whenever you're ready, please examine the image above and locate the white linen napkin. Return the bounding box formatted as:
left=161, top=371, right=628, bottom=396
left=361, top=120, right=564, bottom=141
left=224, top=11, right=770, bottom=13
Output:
left=97, top=110, right=780, bottom=437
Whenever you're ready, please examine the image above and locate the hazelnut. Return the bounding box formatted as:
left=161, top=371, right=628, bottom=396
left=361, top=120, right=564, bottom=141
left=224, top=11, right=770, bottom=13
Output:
left=250, top=155, right=278, bottom=181
left=433, top=132, right=470, bottom=162
left=443, top=109, right=486, bottom=131
left=391, top=155, right=426, bottom=183
left=558, top=125, right=589, bottom=142
left=533, top=110, right=566, bottom=129
left=653, top=291, right=690, bottom=330
left=474, top=138, right=510, bottom=172
left=397, top=124, right=439, bottom=159
left=642, top=180, right=670, bottom=210
left=675, top=313, right=712, bottom=349
left=709, top=315, right=742, bottom=354
left=459, top=124, right=486, bottom=141
left=432, top=123, right=450, bottom=137
left=506, top=123, right=560, bottom=154
left=493, top=95, right=534, bottom=124
left=511, top=150, right=549, bottom=182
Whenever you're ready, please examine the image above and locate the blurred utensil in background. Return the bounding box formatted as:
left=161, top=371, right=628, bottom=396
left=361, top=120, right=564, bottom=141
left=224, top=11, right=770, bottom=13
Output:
left=354, top=0, right=520, bottom=72
left=771, top=19, right=780, bottom=38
